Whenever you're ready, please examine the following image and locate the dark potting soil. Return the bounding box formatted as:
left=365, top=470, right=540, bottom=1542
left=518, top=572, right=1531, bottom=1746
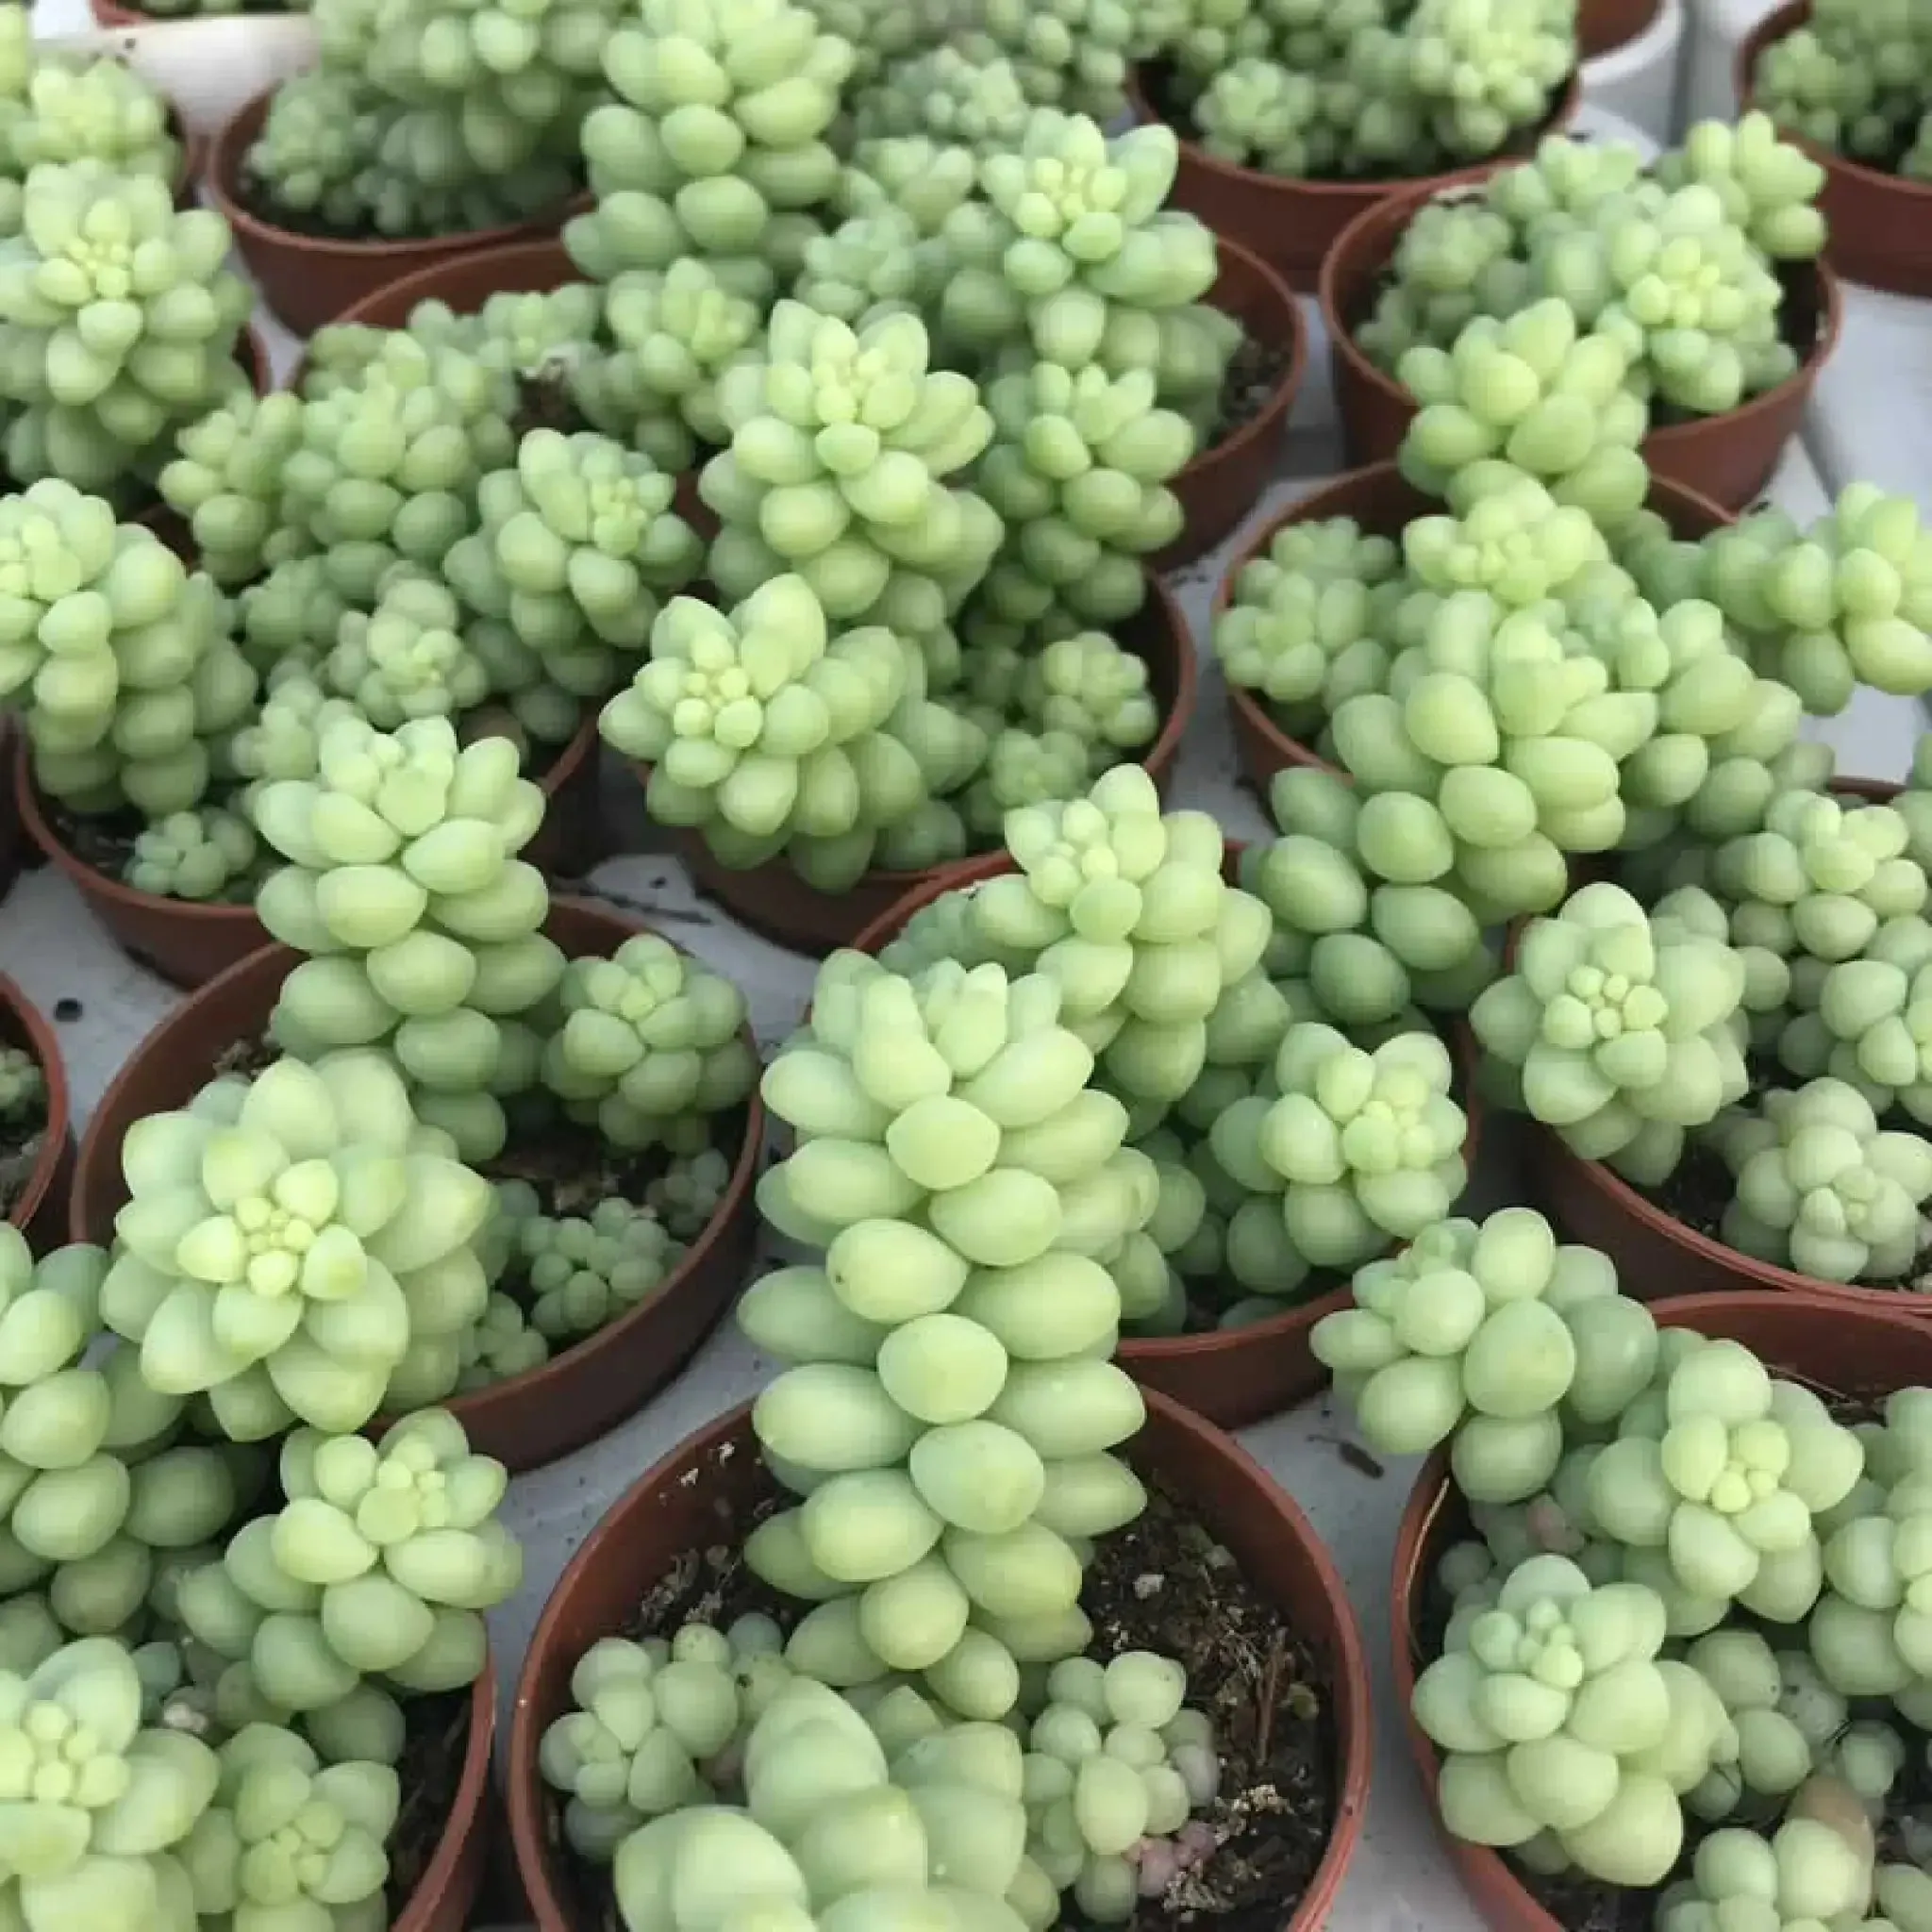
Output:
left=0, top=1079, right=48, bottom=1221
left=1208, top=332, right=1295, bottom=452
left=514, top=369, right=590, bottom=438
left=385, top=1688, right=473, bottom=1911
left=557, top=1476, right=1340, bottom=1932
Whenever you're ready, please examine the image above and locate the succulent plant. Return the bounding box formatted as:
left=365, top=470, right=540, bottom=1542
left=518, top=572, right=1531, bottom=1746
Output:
left=517, top=1199, right=687, bottom=1341
left=1413, top=1553, right=1736, bottom=1889
left=122, top=808, right=260, bottom=905
left=247, top=717, right=565, bottom=1162
left=97, top=1052, right=495, bottom=1441
left=973, top=360, right=1193, bottom=631
left=0, top=163, right=253, bottom=496
left=700, top=303, right=1001, bottom=634
left=610, top=1674, right=1031, bottom=1929
left=1707, top=1078, right=1932, bottom=1286
left=1018, top=1651, right=1220, bottom=1918
left=600, top=575, right=935, bottom=890
left=0, top=1046, right=44, bottom=1125
left=575, top=261, right=763, bottom=474
left=744, top=946, right=1158, bottom=1709
left=178, top=1721, right=399, bottom=1930
left=1472, top=881, right=1751, bottom=1183
left=1585, top=1336, right=1865, bottom=1619
left=1655, top=1812, right=1877, bottom=1932
left=540, top=1617, right=790, bottom=1858
left=565, top=0, right=853, bottom=299
left=540, top=932, right=757, bottom=1152
left=0, top=1634, right=222, bottom=1924
left=941, top=114, right=1219, bottom=370
left=1313, top=1207, right=1660, bottom=1501
left=0, top=482, right=258, bottom=821
left=175, top=1409, right=519, bottom=1713
left=441, top=427, right=704, bottom=677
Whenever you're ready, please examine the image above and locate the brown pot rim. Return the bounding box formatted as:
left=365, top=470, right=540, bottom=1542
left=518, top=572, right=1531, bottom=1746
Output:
left=1208, top=460, right=1738, bottom=781
left=1175, top=230, right=1308, bottom=484
left=66, top=898, right=767, bottom=1452
left=507, top=1389, right=1373, bottom=1932
left=284, top=237, right=579, bottom=392
left=12, top=713, right=597, bottom=949
left=206, top=88, right=576, bottom=271
left=844, top=841, right=1487, bottom=1373
left=1390, top=1285, right=1932, bottom=1932
left=0, top=973, right=72, bottom=1240
left=1128, top=65, right=1583, bottom=207
left=643, top=565, right=1200, bottom=912
left=396, top=1658, right=498, bottom=1932
left=1316, top=184, right=1846, bottom=462
left=1738, top=2, right=1932, bottom=204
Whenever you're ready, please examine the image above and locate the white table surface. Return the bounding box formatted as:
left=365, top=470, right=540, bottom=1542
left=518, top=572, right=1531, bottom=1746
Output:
left=2, top=28, right=1920, bottom=1931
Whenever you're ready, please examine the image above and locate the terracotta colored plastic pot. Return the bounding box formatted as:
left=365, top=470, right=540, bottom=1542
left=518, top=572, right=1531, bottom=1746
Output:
left=1210, top=462, right=1734, bottom=794
left=1318, top=186, right=1843, bottom=511
left=13, top=711, right=601, bottom=991
left=393, top=1663, right=498, bottom=1932
left=660, top=572, right=1198, bottom=957
left=66, top=898, right=764, bottom=1472
left=1152, top=233, right=1307, bottom=571
left=1739, top=3, right=1932, bottom=297
left=0, top=974, right=74, bottom=1256
left=284, top=236, right=579, bottom=391
left=1391, top=1288, right=1932, bottom=1931
left=207, top=91, right=581, bottom=336
left=1127, top=65, right=1582, bottom=292
left=847, top=842, right=1486, bottom=1427
left=508, top=1390, right=1372, bottom=1932
left=1579, top=0, right=1662, bottom=56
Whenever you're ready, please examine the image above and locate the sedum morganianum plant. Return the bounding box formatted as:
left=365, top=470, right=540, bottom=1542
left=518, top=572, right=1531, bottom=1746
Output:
left=1472, top=881, right=1752, bottom=1184
left=0, top=162, right=255, bottom=497
left=1411, top=1551, right=1738, bottom=1888
left=744, top=948, right=1156, bottom=1713
left=174, top=1409, right=521, bottom=1718
left=246, top=715, right=565, bottom=1164
left=699, top=302, right=1003, bottom=636
left=938, top=113, right=1219, bottom=374
left=564, top=0, right=853, bottom=300
left=878, top=762, right=1274, bottom=1122
left=599, top=573, right=954, bottom=891
left=1312, top=1207, right=1661, bottom=1504
left=0, top=482, right=258, bottom=824
left=97, top=1050, right=495, bottom=1442
left=0, top=1634, right=223, bottom=1929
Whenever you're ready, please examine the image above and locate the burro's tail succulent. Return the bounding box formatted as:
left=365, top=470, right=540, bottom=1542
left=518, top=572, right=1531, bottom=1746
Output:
left=97, top=1051, right=495, bottom=1442
left=247, top=714, right=566, bottom=1162
left=1471, top=881, right=1751, bottom=1184
left=177, top=1721, right=399, bottom=1930
left=174, top=1408, right=520, bottom=1715
left=1708, top=1077, right=1932, bottom=1286
left=1312, top=1207, right=1660, bottom=1503
left=1411, top=1553, right=1736, bottom=1888
left=612, top=1674, right=1031, bottom=1930
left=541, top=932, right=758, bottom=1152
left=699, top=302, right=1002, bottom=635
left=0, top=1633, right=222, bottom=1924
